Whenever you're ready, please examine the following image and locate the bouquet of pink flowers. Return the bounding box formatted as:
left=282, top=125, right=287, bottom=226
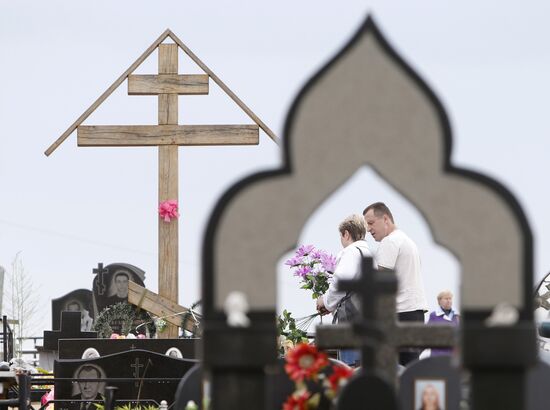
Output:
left=286, top=245, right=337, bottom=299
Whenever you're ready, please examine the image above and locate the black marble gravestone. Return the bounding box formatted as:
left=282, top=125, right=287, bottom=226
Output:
left=54, top=349, right=196, bottom=409
left=58, top=338, right=197, bottom=360
left=526, top=360, right=550, bottom=410
left=173, top=364, right=201, bottom=410
left=43, top=311, right=97, bottom=351
left=52, top=289, right=94, bottom=332
left=399, top=356, right=461, bottom=410
left=92, top=263, right=145, bottom=317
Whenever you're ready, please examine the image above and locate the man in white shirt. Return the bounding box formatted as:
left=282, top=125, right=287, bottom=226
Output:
left=316, top=214, right=373, bottom=366
left=363, top=202, right=428, bottom=366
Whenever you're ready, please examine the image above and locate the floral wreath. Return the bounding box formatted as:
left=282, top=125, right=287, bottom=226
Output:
left=93, top=302, right=156, bottom=338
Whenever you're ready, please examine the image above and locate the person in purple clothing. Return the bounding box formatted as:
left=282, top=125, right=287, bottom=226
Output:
left=427, top=290, right=459, bottom=356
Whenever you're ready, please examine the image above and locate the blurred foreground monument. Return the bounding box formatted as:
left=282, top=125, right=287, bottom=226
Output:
left=201, top=15, right=537, bottom=409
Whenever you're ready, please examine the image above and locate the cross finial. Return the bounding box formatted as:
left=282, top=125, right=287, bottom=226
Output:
left=92, top=262, right=109, bottom=296
left=337, top=256, right=398, bottom=367
left=338, top=256, right=397, bottom=322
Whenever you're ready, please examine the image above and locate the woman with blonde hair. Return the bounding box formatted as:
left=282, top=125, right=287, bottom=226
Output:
left=418, top=384, right=442, bottom=410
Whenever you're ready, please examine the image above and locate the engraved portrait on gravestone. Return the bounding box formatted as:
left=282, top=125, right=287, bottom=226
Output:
left=107, top=270, right=130, bottom=304
left=70, top=364, right=105, bottom=410
left=165, top=347, right=183, bottom=359
left=65, top=300, right=94, bottom=332
left=81, top=348, right=100, bottom=360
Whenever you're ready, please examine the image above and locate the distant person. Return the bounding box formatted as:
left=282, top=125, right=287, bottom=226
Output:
left=363, top=202, right=427, bottom=366
left=71, top=365, right=103, bottom=410
left=427, top=290, right=459, bottom=356
left=418, top=383, right=442, bottom=410
left=316, top=214, right=373, bottom=367
left=107, top=271, right=130, bottom=305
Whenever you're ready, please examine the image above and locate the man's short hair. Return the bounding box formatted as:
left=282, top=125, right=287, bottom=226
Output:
left=78, top=365, right=100, bottom=378
left=114, top=271, right=129, bottom=281
left=363, top=202, right=395, bottom=223
left=437, top=290, right=453, bottom=302
left=338, top=214, right=366, bottom=242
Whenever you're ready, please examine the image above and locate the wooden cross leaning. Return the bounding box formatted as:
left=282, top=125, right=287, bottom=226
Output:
left=45, top=29, right=279, bottom=338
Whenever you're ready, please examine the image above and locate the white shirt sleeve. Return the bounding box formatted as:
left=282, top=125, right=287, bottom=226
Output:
left=322, top=246, right=362, bottom=312
left=376, top=237, right=399, bottom=269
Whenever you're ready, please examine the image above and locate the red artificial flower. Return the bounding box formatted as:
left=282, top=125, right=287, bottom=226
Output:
left=282, top=391, right=311, bottom=410
left=327, top=364, right=353, bottom=392
left=284, top=343, right=329, bottom=382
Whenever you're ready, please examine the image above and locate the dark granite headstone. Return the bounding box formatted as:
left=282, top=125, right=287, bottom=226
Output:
left=526, top=360, right=550, bottom=410
left=92, top=263, right=145, bottom=317
left=399, top=356, right=460, bottom=410
left=52, top=289, right=94, bottom=332
left=43, top=311, right=97, bottom=351
left=54, top=349, right=196, bottom=409
left=173, top=364, right=201, bottom=409
left=58, top=338, right=197, bottom=360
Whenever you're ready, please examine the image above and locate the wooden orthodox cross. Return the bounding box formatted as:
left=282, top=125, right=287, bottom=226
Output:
left=45, top=30, right=278, bottom=338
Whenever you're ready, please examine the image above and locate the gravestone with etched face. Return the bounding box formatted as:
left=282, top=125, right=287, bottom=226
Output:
left=92, top=263, right=145, bottom=317
left=54, top=349, right=196, bottom=409
left=399, top=356, right=461, bottom=410
left=52, top=289, right=94, bottom=332
left=58, top=338, right=197, bottom=360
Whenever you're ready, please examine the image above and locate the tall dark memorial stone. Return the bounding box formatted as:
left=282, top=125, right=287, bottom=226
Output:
left=92, top=263, right=145, bottom=317
left=54, top=350, right=196, bottom=409
left=52, top=289, right=94, bottom=331
left=201, top=14, right=536, bottom=410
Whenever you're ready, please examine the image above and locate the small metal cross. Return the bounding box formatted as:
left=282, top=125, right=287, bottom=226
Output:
left=92, top=262, right=108, bottom=295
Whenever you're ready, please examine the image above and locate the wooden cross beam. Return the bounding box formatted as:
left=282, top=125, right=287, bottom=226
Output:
left=128, top=281, right=199, bottom=334
left=316, top=257, right=456, bottom=383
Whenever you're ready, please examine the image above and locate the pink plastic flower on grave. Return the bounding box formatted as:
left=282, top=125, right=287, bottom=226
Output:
left=110, top=333, right=120, bottom=339
left=158, top=199, right=180, bottom=222
left=137, top=334, right=147, bottom=339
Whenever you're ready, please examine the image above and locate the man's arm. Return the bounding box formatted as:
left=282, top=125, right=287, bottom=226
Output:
left=376, top=239, right=399, bottom=270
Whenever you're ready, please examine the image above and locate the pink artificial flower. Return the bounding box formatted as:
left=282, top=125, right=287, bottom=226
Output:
left=285, top=256, right=304, bottom=267
left=296, top=244, right=315, bottom=258
left=320, top=253, right=337, bottom=273
left=137, top=334, right=147, bottom=339
left=295, top=265, right=312, bottom=278
left=311, top=249, right=323, bottom=260
left=158, top=199, right=180, bottom=222
left=110, top=333, right=120, bottom=339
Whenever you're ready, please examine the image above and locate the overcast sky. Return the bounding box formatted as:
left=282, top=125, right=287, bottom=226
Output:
left=2, top=1, right=550, bottom=335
